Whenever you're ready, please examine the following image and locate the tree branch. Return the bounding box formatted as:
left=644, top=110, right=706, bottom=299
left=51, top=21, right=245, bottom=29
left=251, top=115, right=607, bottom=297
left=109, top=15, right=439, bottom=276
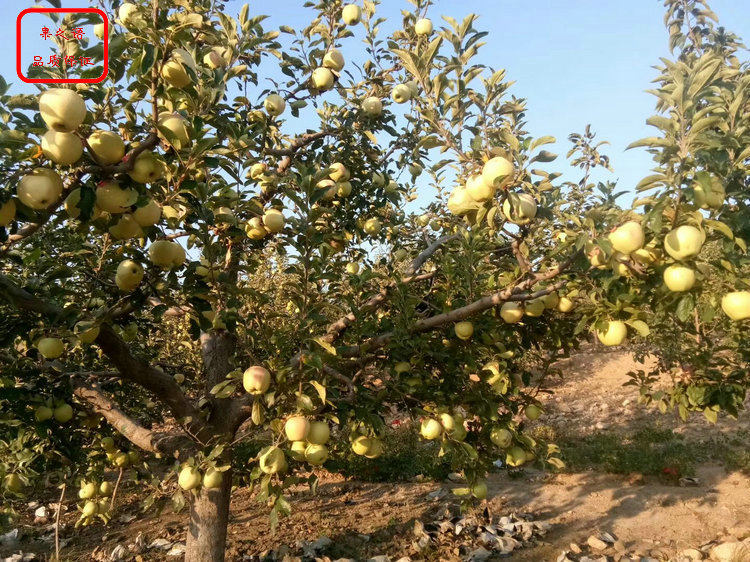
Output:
left=319, top=235, right=456, bottom=346
left=72, top=380, right=193, bottom=457
left=338, top=250, right=581, bottom=357
left=0, top=274, right=66, bottom=318
left=268, top=129, right=340, bottom=175
left=94, top=324, right=211, bottom=443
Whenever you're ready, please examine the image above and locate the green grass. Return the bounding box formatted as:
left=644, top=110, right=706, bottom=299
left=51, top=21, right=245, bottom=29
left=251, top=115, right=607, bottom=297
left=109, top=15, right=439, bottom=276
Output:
left=532, top=423, right=750, bottom=477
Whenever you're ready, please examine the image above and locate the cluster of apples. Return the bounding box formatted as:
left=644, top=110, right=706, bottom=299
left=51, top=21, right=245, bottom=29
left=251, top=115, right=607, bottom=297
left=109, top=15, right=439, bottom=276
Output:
left=77, top=478, right=114, bottom=526
left=419, top=412, right=467, bottom=442
left=34, top=401, right=73, bottom=423
left=285, top=416, right=332, bottom=466
left=447, top=155, right=538, bottom=226
left=178, top=465, right=224, bottom=492
left=100, top=436, right=140, bottom=468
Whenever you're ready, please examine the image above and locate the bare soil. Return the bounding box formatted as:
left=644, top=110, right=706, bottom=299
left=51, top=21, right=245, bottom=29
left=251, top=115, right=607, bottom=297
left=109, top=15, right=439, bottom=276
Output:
left=3, top=349, right=749, bottom=561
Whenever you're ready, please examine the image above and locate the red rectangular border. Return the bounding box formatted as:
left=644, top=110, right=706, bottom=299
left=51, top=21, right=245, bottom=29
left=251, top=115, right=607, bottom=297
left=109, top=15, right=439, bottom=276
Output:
left=17, top=8, right=109, bottom=84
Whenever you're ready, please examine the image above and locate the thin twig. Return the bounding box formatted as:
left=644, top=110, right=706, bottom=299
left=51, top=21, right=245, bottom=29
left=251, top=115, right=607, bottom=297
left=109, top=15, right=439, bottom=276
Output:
left=110, top=467, right=124, bottom=511
left=54, top=483, right=65, bottom=562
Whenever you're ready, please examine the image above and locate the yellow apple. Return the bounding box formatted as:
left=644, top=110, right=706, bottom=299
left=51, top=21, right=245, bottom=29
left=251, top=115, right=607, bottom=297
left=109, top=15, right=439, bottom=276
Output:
left=115, top=259, right=144, bottom=292
left=609, top=221, right=645, bottom=255
left=341, top=4, right=361, bottom=25
left=721, top=291, right=750, bottom=320
left=304, top=444, right=328, bottom=466
left=173, top=373, right=185, bottom=384
left=693, top=178, right=725, bottom=209
left=391, top=84, right=412, bottom=104
left=38, top=337, right=64, bottom=359
left=178, top=466, right=202, bottom=490
left=289, top=440, right=307, bottom=461
left=472, top=480, right=488, bottom=500
left=96, top=181, right=137, bottom=214
left=542, top=292, right=559, bottom=309
left=596, top=320, right=627, bottom=346
left=81, top=501, right=98, bottom=518
left=41, top=130, right=83, bottom=165
left=454, top=321, right=474, bottom=340
left=133, top=199, right=162, bottom=226
left=203, top=48, right=227, bottom=69
left=337, top=181, right=353, bottom=197
left=79, top=482, right=97, bottom=500
left=148, top=240, right=183, bottom=268
left=323, top=49, right=345, bottom=72
left=285, top=416, right=310, bottom=442
left=329, top=162, right=350, bottom=181
left=53, top=403, right=73, bottom=423
left=127, top=151, right=166, bottom=183
left=161, top=48, right=197, bottom=88
left=346, top=262, right=360, bottom=275
left=482, top=156, right=514, bottom=189
left=99, top=481, right=113, bottom=496
left=415, top=18, right=433, bottom=36
left=87, top=130, right=125, bottom=165
left=506, top=446, right=527, bottom=467
left=312, top=67, right=335, bottom=91
left=557, top=296, right=575, bottom=313
left=447, top=186, right=480, bottom=216
left=664, top=225, right=703, bottom=260
left=361, top=96, right=383, bottom=117
left=420, top=418, right=443, bottom=440
left=264, top=93, right=286, bottom=117
left=243, top=365, right=271, bottom=394
left=263, top=209, right=285, bottom=233
left=259, top=446, right=287, bottom=474
left=64, top=189, right=101, bottom=220
left=365, top=438, right=383, bottom=458
left=663, top=265, right=695, bottom=292
left=351, top=436, right=372, bottom=456
left=203, top=468, right=223, bottom=489
left=39, top=88, right=87, bottom=132
left=245, top=217, right=268, bottom=240
left=4, top=474, right=23, bottom=493
left=158, top=113, right=191, bottom=147
left=490, top=427, right=512, bottom=448
left=113, top=452, right=129, bottom=467
left=18, top=168, right=63, bottom=210
left=109, top=213, right=142, bottom=240
left=439, top=413, right=457, bottom=433
left=75, top=321, right=99, bottom=344
left=307, top=421, right=330, bottom=445
left=93, top=22, right=105, bottom=39
left=118, top=2, right=140, bottom=26
left=0, top=199, right=16, bottom=226
left=525, top=404, right=542, bottom=420
left=611, top=252, right=632, bottom=277
left=502, top=193, right=537, bottom=224
left=35, top=405, right=53, bottom=421
left=500, top=301, right=524, bottom=323
left=524, top=298, right=545, bottom=317
left=465, top=174, right=494, bottom=202
left=364, top=218, right=381, bottom=236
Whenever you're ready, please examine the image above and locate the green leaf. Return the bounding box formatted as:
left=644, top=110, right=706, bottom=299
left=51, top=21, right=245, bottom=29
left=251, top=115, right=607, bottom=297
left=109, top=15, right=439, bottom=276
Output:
left=530, top=136, right=556, bottom=151
left=704, top=219, right=733, bottom=240
left=626, top=319, right=650, bottom=337
left=310, top=380, right=326, bottom=404
left=314, top=338, right=336, bottom=356
left=530, top=150, right=557, bottom=163
left=703, top=407, right=718, bottom=424
left=676, top=294, right=695, bottom=322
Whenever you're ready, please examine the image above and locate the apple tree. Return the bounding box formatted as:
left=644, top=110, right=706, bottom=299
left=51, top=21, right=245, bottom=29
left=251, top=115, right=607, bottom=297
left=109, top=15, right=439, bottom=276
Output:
left=0, top=0, right=747, bottom=561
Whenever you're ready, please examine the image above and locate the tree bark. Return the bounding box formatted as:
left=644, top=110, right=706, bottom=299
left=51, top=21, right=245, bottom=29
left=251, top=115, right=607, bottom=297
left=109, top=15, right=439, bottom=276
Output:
left=184, top=467, right=233, bottom=562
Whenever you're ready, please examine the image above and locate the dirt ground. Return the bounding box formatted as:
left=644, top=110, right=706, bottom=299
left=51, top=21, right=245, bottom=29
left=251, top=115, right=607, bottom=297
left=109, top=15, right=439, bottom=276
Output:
left=3, top=349, right=749, bottom=561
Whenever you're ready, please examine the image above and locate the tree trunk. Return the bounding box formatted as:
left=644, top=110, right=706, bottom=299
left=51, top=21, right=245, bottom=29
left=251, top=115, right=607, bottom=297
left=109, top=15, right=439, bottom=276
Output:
left=184, top=468, right=233, bottom=562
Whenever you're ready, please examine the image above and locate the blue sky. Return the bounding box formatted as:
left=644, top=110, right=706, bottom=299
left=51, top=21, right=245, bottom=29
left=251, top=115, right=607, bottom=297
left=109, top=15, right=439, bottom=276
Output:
left=4, top=1, right=750, bottom=211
